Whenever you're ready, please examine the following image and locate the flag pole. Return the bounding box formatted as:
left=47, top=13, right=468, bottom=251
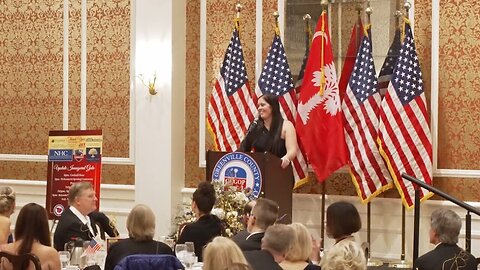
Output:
left=395, top=10, right=403, bottom=29
left=355, top=4, right=362, bottom=49
left=404, top=1, right=412, bottom=21
left=273, top=11, right=280, bottom=35
left=388, top=204, right=412, bottom=268
left=320, top=180, right=326, bottom=251
left=302, top=14, right=312, bottom=49
left=318, top=0, right=329, bottom=96
left=362, top=4, right=383, bottom=267
left=234, top=3, right=242, bottom=36
left=365, top=2, right=372, bottom=27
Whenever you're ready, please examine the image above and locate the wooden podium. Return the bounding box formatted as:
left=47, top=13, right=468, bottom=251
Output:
left=206, top=150, right=293, bottom=223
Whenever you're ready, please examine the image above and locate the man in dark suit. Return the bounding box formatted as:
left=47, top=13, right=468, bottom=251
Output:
left=231, top=200, right=256, bottom=242
left=234, top=198, right=278, bottom=251
left=416, top=208, right=477, bottom=270
left=244, top=224, right=294, bottom=270
left=54, top=182, right=118, bottom=251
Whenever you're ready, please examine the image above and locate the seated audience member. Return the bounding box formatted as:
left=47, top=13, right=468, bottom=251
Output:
left=320, top=201, right=366, bottom=270
left=416, top=208, right=477, bottom=270
left=234, top=198, right=278, bottom=251
left=203, top=236, right=251, bottom=270
left=244, top=224, right=294, bottom=270
left=104, top=204, right=174, bottom=270
left=232, top=200, right=256, bottom=242
left=0, top=186, right=16, bottom=244
left=54, top=182, right=116, bottom=251
left=177, top=181, right=223, bottom=261
left=280, top=223, right=321, bottom=270
left=1, top=203, right=60, bottom=270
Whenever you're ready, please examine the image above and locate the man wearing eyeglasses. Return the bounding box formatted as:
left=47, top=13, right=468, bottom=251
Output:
left=54, top=181, right=100, bottom=251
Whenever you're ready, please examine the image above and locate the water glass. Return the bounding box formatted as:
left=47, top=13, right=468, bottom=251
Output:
left=185, top=242, right=195, bottom=254
left=183, top=253, right=196, bottom=269
left=58, top=251, right=70, bottom=268
left=164, top=238, right=175, bottom=250
left=175, top=244, right=187, bottom=262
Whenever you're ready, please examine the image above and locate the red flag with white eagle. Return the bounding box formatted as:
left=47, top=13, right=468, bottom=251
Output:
left=296, top=11, right=348, bottom=182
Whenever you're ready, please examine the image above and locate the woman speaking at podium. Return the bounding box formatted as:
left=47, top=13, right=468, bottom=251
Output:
left=239, top=93, right=298, bottom=169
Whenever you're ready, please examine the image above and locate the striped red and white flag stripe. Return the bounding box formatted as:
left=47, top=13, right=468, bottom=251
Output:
left=377, top=21, right=433, bottom=208
left=207, top=28, right=256, bottom=152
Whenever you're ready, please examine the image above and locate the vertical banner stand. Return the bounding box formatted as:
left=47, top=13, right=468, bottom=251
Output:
left=389, top=204, right=412, bottom=268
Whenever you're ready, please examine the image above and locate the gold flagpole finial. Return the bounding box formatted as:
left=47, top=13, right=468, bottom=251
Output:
left=365, top=4, right=373, bottom=27
left=404, top=1, right=411, bottom=19
left=273, top=11, right=280, bottom=35
left=303, top=14, right=312, bottom=48
left=234, top=3, right=242, bottom=34
left=394, top=10, right=403, bottom=29
left=235, top=3, right=242, bottom=18
left=321, top=0, right=329, bottom=11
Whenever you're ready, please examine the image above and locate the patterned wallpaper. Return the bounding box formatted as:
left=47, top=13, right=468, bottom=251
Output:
left=436, top=0, right=480, bottom=170
left=0, top=0, right=64, bottom=155
left=0, top=0, right=133, bottom=184
left=185, top=0, right=480, bottom=201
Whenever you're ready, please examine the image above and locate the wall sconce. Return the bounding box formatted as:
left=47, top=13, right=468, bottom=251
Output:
left=138, top=73, right=157, bottom=95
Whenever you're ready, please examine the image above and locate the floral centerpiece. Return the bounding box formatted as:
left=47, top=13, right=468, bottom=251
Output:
left=174, top=181, right=251, bottom=238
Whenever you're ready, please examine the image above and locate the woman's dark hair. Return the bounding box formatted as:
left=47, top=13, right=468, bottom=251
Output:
left=258, top=93, right=283, bottom=155
left=15, top=203, right=51, bottom=254
left=193, top=182, right=216, bottom=214
left=326, top=201, right=361, bottom=239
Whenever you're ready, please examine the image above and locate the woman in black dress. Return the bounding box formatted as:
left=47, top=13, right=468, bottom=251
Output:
left=239, top=93, right=299, bottom=169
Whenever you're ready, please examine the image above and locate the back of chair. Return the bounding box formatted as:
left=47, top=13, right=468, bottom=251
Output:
left=0, top=251, right=42, bottom=270
left=113, top=254, right=184, bottom=270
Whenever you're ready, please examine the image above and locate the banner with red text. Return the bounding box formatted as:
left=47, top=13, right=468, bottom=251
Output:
left=46, top=130, right=102, bottom=219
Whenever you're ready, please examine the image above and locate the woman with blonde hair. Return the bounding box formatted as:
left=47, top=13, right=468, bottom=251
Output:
left=320, top=239, right=366, bottom=270
left=203, top=236, right=251, bottom=270
left=104, top=204, right=174, bottom=270
left=0, top=186, right=16, bottom=244
left=280, top=223, right=320, bottom=270
left=320, top=201, right=366, bottom=270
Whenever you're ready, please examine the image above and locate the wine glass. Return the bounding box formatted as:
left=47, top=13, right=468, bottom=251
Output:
left=58, top=251, right=70, bottom=268
left=183, top=253, right=196, bottom=269
left=185, top=242, right=195, bottom=254
left=175, top=244, right=187, bottom=263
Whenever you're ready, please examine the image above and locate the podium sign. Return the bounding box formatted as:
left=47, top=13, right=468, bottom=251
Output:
left=46, top=130, right=102, bottom=219
left=206, top=151, right=293, bottom=223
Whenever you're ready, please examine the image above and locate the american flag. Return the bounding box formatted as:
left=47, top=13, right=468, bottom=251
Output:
left=341, top=31, right=393, bottom=202
left=256, top=33, right=308, bottom=187
left=377, top=22, right=433, bottom=208
left=207, top=27, right=256, bottom=152
left=378, top=29, right=401, bottom=97
left=83, top=239, right=101, bottom=255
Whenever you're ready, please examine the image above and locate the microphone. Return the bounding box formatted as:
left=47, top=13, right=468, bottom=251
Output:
left=245, top=119, right=258, bottom=137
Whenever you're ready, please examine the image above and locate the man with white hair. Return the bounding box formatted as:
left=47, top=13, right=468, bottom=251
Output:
left=416, top=208, right=477, bottom=270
